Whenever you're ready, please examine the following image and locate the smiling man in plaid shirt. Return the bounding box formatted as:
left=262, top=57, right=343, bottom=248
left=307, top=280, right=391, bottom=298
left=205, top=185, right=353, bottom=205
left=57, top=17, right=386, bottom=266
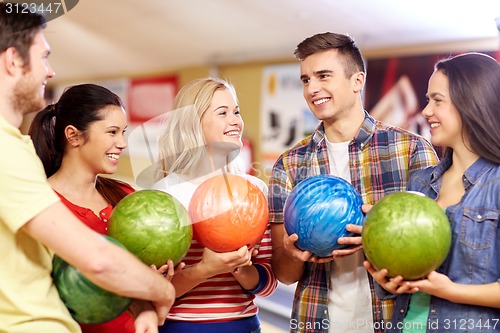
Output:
left=268, top=32, right=438, bottom=333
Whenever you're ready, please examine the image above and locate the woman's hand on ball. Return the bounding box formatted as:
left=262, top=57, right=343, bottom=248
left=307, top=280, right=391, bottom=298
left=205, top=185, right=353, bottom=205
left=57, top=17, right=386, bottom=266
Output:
left=199, top=246, right=254, bottom=276
left=363, top=260, right=416, bottom=294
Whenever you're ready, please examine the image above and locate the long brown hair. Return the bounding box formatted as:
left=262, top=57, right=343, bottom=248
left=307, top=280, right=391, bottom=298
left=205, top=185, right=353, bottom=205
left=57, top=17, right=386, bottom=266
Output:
left=435, top=53, right=500, bottom=164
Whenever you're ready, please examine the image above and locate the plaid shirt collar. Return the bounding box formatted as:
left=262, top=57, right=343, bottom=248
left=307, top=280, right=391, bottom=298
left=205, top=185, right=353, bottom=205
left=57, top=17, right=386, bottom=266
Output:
left=311, top=111, right=376, bottom=150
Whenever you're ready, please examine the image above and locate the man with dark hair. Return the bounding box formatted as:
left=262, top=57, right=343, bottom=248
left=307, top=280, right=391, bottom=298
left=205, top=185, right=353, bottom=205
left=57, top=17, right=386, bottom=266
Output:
left=0, top=3, right=175, bottom=332
left=269, top=32, right=439, bottom=333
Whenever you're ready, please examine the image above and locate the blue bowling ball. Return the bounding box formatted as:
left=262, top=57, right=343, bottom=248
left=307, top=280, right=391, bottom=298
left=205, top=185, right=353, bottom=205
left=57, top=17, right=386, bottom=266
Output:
left=283, top=175, right=364, bottom=257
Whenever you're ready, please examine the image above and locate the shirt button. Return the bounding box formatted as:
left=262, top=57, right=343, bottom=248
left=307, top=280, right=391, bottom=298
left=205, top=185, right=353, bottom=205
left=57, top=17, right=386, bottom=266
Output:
left=101, top=212, right=105, bottom=216
left=103, top=219, right=108, bottom=222
left=400, top=309, right=405, bottom=313
left=477, top=215, right=482, bottom=219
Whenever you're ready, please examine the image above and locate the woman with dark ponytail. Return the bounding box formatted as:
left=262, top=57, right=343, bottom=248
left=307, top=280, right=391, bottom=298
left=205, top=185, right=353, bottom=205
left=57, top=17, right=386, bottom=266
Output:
left=29, top=83, right=162, bottom=333
left=30, top=84, right=131, bottom=208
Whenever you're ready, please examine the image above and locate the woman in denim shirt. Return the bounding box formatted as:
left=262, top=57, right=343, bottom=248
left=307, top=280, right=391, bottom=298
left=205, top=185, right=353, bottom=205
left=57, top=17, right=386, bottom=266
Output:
left=364, top=52, right=500, bottom=332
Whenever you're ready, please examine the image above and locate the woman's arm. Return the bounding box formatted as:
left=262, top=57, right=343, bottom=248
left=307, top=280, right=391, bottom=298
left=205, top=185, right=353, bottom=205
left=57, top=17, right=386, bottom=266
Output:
left=233, top=226, right=278, bottom=296
left=170, top=246, right=254, bottom=296
left=408, top=271, right=500, bottom=308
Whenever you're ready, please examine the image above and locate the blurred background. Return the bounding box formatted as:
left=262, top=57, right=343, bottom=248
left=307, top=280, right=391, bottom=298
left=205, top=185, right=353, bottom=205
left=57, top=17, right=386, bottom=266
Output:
left=21, top=1, right=500, bottom=331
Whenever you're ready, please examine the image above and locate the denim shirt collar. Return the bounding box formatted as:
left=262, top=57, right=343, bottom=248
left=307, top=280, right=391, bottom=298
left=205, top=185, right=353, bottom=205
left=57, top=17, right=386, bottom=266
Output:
left=430, top=154, right=496, bottom=192
left=311, top=110, right=375, bottom=149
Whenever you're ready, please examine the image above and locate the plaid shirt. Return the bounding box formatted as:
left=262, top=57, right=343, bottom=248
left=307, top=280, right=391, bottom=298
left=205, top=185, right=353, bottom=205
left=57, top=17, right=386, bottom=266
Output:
left=268, top=111, right=439, bottom=333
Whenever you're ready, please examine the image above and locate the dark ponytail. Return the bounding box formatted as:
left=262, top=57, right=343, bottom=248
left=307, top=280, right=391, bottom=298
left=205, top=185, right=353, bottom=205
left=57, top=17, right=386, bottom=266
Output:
left=29, top=104, right=62, bottom=177
left=96, top=176, right=133, bottom=207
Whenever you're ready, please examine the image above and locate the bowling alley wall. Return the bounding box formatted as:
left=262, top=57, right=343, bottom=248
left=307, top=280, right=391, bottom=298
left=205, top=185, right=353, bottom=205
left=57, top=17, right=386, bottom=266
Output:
left=29, top=38, right=499, bottom=188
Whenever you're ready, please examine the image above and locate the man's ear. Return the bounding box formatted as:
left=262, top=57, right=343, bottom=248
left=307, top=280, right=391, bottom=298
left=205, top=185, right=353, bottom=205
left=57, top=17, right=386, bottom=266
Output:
left=65, top=125, right=82, bottom=146
left=2, top=47, right=24, bottom=76
left=352, top=71, right=365, bottom=93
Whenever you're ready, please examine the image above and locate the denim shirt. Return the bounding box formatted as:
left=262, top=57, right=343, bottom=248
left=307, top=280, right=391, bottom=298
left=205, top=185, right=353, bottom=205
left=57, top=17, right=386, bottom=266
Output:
left=388, top=155, right=500, bottom=333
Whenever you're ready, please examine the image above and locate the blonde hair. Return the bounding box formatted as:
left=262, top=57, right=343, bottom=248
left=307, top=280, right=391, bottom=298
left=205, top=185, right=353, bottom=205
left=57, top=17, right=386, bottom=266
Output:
left=155, top=77, right=244, bottom=181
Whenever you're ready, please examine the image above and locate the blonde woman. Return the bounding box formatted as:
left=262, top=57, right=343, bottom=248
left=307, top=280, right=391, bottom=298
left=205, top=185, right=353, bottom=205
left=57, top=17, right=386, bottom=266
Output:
left=153, top=78, right=277, bottom=333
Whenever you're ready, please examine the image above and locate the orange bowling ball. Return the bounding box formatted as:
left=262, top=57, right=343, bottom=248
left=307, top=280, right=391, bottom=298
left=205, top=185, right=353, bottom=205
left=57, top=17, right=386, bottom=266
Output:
left=189, top=174, right=268, bottom=252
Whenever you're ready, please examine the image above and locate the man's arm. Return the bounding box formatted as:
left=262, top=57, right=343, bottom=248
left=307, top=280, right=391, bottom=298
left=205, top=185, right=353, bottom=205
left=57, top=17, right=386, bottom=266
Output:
left=270, top=223, right=308, bottom=285
left=22, top=201, right=175, bottom=323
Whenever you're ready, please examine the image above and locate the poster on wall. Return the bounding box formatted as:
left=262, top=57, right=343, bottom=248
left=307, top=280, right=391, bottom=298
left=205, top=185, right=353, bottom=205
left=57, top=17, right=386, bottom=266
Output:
left=260, top=63, right=318, bottom=173
left=126, top=76, right=179, bottom=187
left=127, top=76, right=178, bottom=124
left=364, top=51, right=500, bottom=143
